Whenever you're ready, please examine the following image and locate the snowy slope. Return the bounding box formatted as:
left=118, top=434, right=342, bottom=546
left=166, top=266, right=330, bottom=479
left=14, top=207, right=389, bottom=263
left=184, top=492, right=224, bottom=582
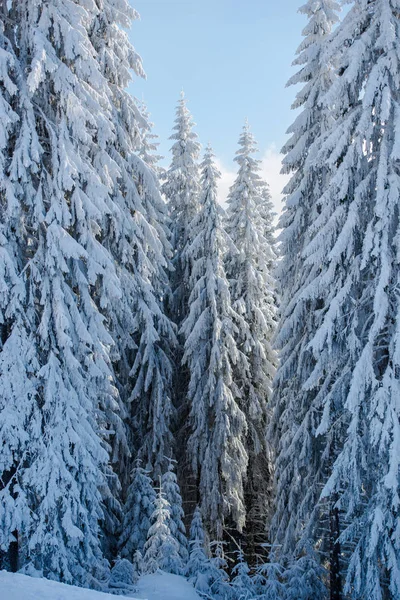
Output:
left=135, top=572, right=201, bottom=600
left=0, top=570, right=201, bottom=600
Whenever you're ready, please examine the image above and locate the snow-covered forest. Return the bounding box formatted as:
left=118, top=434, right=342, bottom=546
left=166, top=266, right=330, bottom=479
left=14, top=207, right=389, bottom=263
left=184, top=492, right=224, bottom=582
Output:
left=0, top=0, right=399, bottom=599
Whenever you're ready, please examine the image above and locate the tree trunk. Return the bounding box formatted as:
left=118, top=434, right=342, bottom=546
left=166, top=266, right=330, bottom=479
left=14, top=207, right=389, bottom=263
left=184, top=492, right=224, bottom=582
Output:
left=0, top=467, right=19, bottom=572
left=330, top=499, right=342, bottom=600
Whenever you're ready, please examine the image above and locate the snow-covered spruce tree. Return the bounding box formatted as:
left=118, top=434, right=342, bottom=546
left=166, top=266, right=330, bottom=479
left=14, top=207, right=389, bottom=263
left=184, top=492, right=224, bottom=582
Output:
left=269, top=0, right=341, bottom=595
left=161, top=458, right=188, bottom=564
left=120, top=460, right=156, bottom=559
left=181, top=145, right=248, bottom=538
left=162, top=93, right=201, bottom=509
left=109, top=557, right=137, bottom=595
left=144, top=483, right=183, bottom=575
left=89, top=1, right=176, bottom=480
left=7, top=0, right=129, bottom=585
left=252, top=562, right=286, bottom=600
left=187, top=506, right=213, bottom=595
left=230, top=549, right=254, bottom=600
left=162, top=92, right=201, bottom=327
left=225, top=122, right=278, bottom=561
left=283, top=551, right=327, bottom=600
left=0, top=7, right=41, bottom=571
left=208, top=540, right=231, bottom=599
left=296, top=1, right=400, bottom=597
left=274, top=0, right=400, bottom=598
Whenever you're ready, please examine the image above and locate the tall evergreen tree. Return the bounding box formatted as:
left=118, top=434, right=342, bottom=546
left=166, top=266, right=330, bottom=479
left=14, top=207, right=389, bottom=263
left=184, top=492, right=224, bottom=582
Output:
left=6, top=0, right=127, bottom=584
left=304, top=1, right=400, bottom=597
left=181, top=145, right=248, bottom=538
left=162, top=94, right=201, bottom=507
left=162, top=92, right=201, bottom=327
left=226, top=122, right=278, bottom=561
left=273, top=0, right=400, bottom=599
left=90, top=1, right=176, bottom=480
left=269, top=1, right=341, bottom=595
left=0, top=8, right=40, bottom=572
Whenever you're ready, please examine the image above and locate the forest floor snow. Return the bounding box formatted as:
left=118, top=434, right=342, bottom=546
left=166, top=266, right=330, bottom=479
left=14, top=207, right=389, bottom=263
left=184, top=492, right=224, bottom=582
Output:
left=0, top=570, right=202, bottom=600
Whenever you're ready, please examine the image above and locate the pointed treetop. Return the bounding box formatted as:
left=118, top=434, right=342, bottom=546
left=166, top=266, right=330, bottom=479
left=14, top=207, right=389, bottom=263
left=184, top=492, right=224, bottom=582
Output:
left=200, top=144, right=221, bottom=191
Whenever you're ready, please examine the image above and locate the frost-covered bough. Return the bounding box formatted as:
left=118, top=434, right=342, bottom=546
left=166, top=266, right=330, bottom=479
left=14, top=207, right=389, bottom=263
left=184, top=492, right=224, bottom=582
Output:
left=0, top=9, right=41, bottom=572
left=225, top=122, right=278, bottom=561
left=5, top=0, right=126, bottom=585
left=268, top=0, right=341, bottom=594
left=181, top=145, right=248, bottom=538
left=303, top=1, right=400, bottom=597
left=120, top=460, right=156, bottom=559
left=161, top=458, right=188, bottom=564
left=89, top=1, right=176, bottom=480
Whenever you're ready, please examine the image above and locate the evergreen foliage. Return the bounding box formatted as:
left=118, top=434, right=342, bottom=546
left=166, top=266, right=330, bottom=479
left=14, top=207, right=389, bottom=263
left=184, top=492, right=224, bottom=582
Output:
left=161, top=458, right=188, bottom=564
left=187, top=507, right=211, bottom=594
left=144, top=483, right=183, bottom=575
left=226, top=122, right=278, bottom=559
left=181, top=145, right=248, bottom=537
left=120, top=461, right=156, bottom=559
left=109, top=557, right=137, bottom=595
left=162, top=92, right=201, bottom=327
left=269, top=2, right=341, bottom=595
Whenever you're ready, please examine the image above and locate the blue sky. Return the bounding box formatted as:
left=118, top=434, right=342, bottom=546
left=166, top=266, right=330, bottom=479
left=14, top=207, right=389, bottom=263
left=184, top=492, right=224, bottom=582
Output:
left=128, top=0, right=307, bottom=209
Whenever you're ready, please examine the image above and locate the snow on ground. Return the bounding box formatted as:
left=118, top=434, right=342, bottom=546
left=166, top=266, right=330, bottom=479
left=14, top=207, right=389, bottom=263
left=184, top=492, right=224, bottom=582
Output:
left=135, top=571, right=201, bottom=600
left=0, top=570, right=202, bottom=600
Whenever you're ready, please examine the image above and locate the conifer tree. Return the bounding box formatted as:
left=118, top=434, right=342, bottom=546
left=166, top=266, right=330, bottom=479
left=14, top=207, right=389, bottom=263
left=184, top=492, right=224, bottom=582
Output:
left=90, top=0, right=176, bottom=480
left=3, top=0, right=128, bottom=584
left=0, top=8, right=40, bottom=571
left=181, top=145, right=248, bottom=538
left=162, top=92, right=201, bottom=326
left=273, top=0, right=400, bottom=598
left=162, top=94, right=201, bottom=506
left=252, top=562, right=286, bottom=600
left=161, top=458, right=188, bottom=563
left=230, top=549, right=254, bottom=600
left=302, top=1, right=400, bottom=597
left=208, top=540, right=231, bottom=599
left=144, top=483, right=183, bottom=575
left=109, top=557, right=137, bottom=595
left=187, top=506, right=211, bottom=594
left=120, top=460, right=156, bottom=559
left=0, top=0, right=176, bottom=584
left=226, top=122, right=278, bottom=560
left=269, top=0, right=341, bottom=594
left=283, top=553, right=327, bottom=600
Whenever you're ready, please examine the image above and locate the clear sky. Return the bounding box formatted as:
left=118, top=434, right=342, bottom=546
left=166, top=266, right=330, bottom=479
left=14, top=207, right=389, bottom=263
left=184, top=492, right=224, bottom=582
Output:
left=128, top=0, right=307, bottom=210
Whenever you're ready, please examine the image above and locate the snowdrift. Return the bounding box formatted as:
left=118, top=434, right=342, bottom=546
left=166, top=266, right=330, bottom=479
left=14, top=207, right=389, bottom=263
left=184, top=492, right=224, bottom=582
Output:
left=0, top=570, right=202, bottom=600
